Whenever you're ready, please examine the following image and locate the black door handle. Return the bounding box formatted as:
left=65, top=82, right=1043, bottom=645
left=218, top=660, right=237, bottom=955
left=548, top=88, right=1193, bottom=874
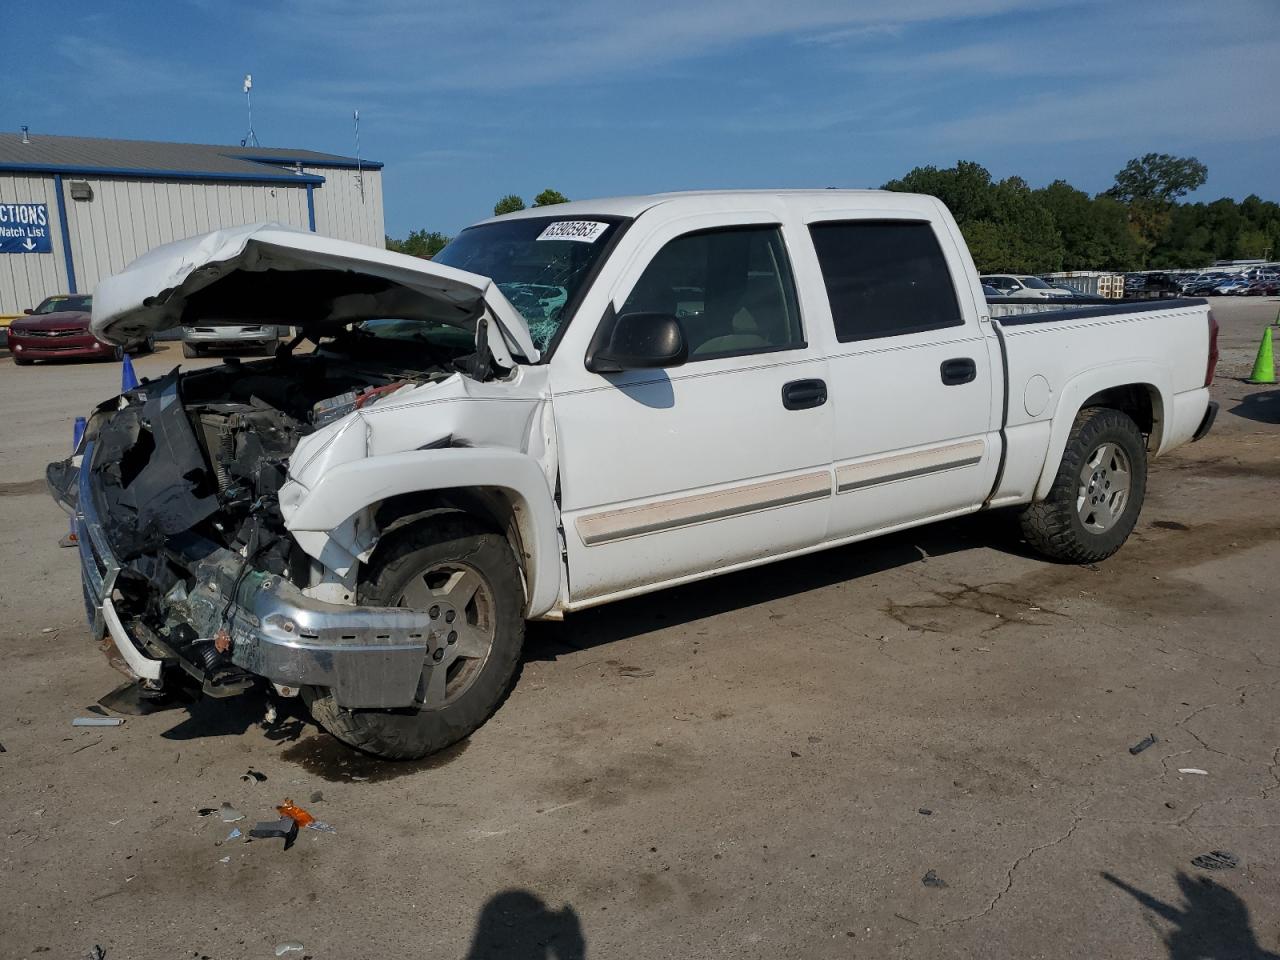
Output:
left=782, top=378, right=827, bottom=410
left=940, top=358, right=977, bottom=386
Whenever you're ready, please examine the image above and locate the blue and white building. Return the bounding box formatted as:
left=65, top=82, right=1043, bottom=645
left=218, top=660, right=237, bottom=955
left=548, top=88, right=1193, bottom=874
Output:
left=0, top=131, right=384, bottom=314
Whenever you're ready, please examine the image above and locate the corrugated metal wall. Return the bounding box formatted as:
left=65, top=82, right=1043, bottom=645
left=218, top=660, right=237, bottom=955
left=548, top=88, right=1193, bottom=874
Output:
left=62, top=178, right=312, bottom=298
left=0, top=166, right=386, bottom=314
left=0, top=174, right=68, bottom=314
left=307, top=167, right=385, bottom=248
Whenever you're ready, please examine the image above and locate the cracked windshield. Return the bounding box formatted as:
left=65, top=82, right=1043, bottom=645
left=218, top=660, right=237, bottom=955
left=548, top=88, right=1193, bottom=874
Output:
left=432, top=216, right=620, bottom=354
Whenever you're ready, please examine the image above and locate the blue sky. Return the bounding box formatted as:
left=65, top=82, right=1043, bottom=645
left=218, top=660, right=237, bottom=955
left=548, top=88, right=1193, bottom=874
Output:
left=9, top=0, right=1279, bottom=237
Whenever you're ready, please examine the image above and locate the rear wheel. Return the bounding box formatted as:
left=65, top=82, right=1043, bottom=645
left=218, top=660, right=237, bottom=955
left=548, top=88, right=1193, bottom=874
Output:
left=182, top=343, right=200, bottom=359
left=1019, top=407, right=1147, bottom=563
left=305, top=514, right=526, bottom=760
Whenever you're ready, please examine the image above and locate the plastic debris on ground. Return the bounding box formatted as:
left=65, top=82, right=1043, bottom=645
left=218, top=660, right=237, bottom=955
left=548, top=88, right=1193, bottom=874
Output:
left=249, top=817, right=299, bottom=850
left=241, top=768, right=268, bottom=783
left=1178, top=768, right=1210, bottom=776
left=1128, top=734, right=1157, bottom=755
left=922, top=870, right=947, bottom=888
left=218, top=855, right=230, bottom=863
left=84, top=946, right=106, bottom=960
left=219, top=802, right=245, bottom=823
left=1191, top=850, right=1239, bottom=870
left=72, top=717, right=124, bottom=727
left=272, top=798, right=336, bottom=833
left=226, top=827, right=242, bottom=841
left=275, top=943, right=305, bottom=957
left=276, top=798, right=315, bottom=829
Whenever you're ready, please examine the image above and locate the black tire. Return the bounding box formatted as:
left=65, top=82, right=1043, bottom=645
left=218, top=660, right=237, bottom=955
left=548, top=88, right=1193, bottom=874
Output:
left=13, top=357, right=33, bottom=366
left=1019, top=407, right=1147, bottom=564
left=305, top=514, right=526, bottom=760
left=182, top=343, right=200, bottom=358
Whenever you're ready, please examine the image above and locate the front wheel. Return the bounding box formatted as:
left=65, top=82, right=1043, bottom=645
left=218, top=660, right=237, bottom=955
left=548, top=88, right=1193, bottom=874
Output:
left=182, top=343, right=200, bottom=358
left=1019, top=407, right=1147, bottom=564
left=305, top=514, right=526, bottom=759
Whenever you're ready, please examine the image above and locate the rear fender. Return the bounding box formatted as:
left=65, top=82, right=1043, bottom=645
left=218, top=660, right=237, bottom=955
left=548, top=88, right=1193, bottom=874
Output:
left=1034, top=363, right=1169, bottom=501
left=281, top=447, right=561, bottom=617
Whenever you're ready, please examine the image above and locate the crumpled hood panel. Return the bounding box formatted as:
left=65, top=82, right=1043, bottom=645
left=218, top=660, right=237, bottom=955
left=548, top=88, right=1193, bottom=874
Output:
left=89, top=222, right=539, bottom=363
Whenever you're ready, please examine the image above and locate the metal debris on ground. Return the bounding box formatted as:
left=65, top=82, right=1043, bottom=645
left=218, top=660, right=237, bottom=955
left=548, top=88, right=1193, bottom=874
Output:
left=1178, top=768, right=1209, bottom=775
left=922, top=869, right=947, bottom=888
left=275, top=943, right=305, bottom=957
left=918, top=808, right=933, bottom=816
left=197, top=807, right=217, bottom=817
left=241, top=768, right=268, bottom=783
left=263, top=702, right=278, bottom=725
left=249, top=817, right=299, bottom=850
left=219, top=803, right=245, bottom=823
left=1129, top=734, right=1158, bottom=755
left=72, top=717, right=124, bottom=727
left=1191, top=850, right=1239, bottom=870
left=84, top=946, right=106, bottom=960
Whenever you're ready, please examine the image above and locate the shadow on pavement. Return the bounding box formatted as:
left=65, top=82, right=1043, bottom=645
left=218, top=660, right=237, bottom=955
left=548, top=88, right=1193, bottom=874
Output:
left=1229, top=389, right=1280, bottom=425
left=465, top=890, right=586, bottom=960
left=526, top=511, right=1029, bottom=661
left=157, top=686, right=310, bottom=744
left=1103, top=871, right=1279, bottom=959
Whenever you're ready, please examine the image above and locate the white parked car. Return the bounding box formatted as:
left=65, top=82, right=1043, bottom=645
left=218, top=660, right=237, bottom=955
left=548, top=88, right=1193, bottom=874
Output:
left=181, top=323, right=279, bottom=357
left=51, top=191, right=1219, bottom=758
left=980, top=274, right=1074, bottom=299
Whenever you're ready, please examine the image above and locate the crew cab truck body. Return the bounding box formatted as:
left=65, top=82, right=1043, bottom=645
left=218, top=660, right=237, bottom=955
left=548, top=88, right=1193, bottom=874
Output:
left=50, top=191, right=1219, bottom=758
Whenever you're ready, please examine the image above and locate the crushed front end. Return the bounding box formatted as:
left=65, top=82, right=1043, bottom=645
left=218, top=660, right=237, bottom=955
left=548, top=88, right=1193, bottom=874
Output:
left=48, top=363, right=440, bottom=708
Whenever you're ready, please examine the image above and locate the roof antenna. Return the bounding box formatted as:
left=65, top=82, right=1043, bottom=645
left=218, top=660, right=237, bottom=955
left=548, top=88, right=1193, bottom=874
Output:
left=353, top=108, right=364, bottom=203
left=241, top=74, right=259, bottom=147
left=20, top=125, right=30, bottom=144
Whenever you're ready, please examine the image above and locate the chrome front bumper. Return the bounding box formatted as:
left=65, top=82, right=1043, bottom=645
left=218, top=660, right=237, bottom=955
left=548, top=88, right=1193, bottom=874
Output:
left=63, top=441, right=436, bottom=708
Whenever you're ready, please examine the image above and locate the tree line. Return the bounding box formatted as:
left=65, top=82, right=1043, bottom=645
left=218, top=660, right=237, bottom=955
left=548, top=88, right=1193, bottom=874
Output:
left=884, top=154, right=1279, bottom=273
left=387, top=156, right=1279, bottom=273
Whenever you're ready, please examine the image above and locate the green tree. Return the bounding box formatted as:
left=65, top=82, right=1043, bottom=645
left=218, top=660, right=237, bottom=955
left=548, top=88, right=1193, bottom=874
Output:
left=1035, top=181, right=1140, bottom=270
left=532, top=188, right=570, bottom=207
left=385, top=229, right=451, bottom=258
left=1106, top=153, right=1208, bottom=205
left=884, top=161, right=1063, bottom=272
left=493, top=194, right=526, bottom=216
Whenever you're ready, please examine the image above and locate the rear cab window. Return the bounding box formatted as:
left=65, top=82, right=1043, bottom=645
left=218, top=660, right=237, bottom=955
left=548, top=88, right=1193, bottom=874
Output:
left=808, top=220, right=962, bottom=342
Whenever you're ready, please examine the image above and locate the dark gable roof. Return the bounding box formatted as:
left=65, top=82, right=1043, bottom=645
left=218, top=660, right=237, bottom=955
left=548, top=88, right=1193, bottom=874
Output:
left=0, top=133, right=382, bottom=184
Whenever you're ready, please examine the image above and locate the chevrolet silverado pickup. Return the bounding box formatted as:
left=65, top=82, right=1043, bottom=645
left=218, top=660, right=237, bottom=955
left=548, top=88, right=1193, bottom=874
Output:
left=49, top=191, right=1220, bottom=759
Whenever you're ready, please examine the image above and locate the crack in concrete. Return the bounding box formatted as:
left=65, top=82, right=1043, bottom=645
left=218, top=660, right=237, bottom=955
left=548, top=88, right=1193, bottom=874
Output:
left=940, top=813, right=1086, bottom=929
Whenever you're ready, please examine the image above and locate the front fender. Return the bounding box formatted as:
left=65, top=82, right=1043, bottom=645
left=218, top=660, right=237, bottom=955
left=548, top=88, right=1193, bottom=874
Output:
left=1034, top=361, right=1170, bottom=501
left=281, top=447, right=561, bottom=618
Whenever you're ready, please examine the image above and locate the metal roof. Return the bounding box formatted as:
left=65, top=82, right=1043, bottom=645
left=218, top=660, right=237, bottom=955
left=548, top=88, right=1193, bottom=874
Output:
left=0, top=133, right=383, bottom=184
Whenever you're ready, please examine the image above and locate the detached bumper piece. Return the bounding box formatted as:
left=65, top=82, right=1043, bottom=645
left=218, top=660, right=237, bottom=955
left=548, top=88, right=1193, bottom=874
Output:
left=1192, top=400, right=1219, bottom=442
left=60, top=440, right=434, bottom=709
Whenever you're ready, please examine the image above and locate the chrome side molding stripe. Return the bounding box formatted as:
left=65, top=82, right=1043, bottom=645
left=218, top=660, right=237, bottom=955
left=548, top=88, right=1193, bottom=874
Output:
left=577, top=470, right=831, bottom=546
left=836, top=439, right=985, bottom=493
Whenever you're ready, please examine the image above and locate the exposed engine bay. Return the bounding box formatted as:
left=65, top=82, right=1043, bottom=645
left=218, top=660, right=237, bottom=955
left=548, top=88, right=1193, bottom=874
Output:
left=50, top=341, right=465, bottom=694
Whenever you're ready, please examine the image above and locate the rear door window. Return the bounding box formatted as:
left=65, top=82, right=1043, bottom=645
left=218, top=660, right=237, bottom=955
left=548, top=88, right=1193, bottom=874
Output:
left=809, top=221, right=962, bottom=343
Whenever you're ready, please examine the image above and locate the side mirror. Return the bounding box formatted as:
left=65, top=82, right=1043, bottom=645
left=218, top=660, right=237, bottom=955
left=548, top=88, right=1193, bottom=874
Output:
left=586, top=310, right=688, bottom=373
left=23, top=308, right=33, bottom=315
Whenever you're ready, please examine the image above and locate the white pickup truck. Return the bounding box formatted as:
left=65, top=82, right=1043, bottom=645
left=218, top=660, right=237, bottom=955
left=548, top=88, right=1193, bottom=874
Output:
left=49, top=190, right=1219, bottom=758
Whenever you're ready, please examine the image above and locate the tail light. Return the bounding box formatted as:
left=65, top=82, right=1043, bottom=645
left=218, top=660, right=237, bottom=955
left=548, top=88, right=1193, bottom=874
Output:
left=1205, top=310, right=1219, bottom=387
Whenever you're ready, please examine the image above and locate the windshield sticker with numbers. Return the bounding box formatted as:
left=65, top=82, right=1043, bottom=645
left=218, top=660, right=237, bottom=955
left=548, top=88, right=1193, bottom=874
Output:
left=535, top=221, right=609, bottom=243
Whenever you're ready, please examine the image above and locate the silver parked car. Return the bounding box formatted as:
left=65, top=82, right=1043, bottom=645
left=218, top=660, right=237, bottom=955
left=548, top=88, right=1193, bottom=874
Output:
left=180, top=324, right=279, bottom=358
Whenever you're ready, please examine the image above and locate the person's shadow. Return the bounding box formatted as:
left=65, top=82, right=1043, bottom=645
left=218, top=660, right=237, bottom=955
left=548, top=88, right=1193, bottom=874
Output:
left=1103, top=871, right=1279, bottom=959
left=465, top=890, right=586, bottom=960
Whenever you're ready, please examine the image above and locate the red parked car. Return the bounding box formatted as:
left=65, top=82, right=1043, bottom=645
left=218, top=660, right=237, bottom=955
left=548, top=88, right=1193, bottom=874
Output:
left=1245, top=278, right=1279, bottom=296
left=7, top=295, right=153, bottom=366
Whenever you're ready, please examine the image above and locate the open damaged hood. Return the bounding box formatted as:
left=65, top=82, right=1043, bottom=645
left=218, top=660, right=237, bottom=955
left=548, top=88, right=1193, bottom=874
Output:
left=90, top=223, right=539, bottom=363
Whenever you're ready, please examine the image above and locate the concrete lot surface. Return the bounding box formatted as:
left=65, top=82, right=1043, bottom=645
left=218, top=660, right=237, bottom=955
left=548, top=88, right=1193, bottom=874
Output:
left=1, top=299, right=1278, bottom=959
